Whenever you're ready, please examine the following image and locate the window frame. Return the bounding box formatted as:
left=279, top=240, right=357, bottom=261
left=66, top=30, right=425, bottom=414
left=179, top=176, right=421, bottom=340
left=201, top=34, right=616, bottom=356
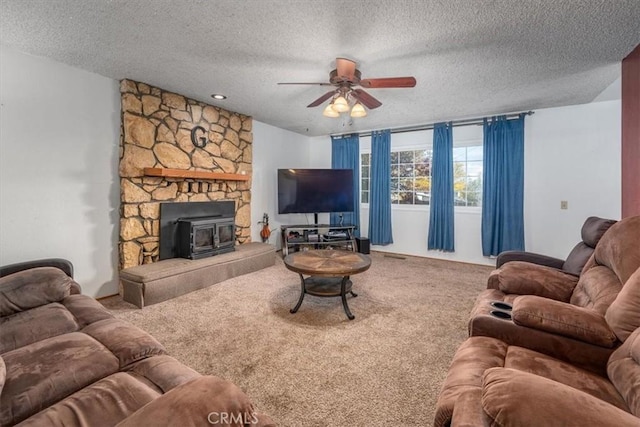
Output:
left=359, top=139, right=483, bottom=213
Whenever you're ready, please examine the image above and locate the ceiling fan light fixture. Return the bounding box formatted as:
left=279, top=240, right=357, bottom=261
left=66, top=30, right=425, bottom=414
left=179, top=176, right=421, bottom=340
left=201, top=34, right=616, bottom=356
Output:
left=350, top=102, right=367, bottom=118
left=322, top=103, right=340, bottom=118
left=332, top=96, right=349, bottom=113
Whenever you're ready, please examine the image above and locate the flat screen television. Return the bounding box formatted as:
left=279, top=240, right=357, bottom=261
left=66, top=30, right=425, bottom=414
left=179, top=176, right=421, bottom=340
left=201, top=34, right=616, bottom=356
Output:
left=277, top=169, right=354, bottom=214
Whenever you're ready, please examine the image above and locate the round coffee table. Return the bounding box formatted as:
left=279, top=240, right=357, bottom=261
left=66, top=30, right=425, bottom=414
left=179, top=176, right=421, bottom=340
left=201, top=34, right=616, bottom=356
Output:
left=283, top=250, right=371, bottom=320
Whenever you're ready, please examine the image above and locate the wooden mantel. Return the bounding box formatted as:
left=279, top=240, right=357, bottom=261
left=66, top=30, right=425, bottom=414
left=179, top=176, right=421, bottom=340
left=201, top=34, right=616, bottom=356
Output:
left=143, top=167, right=250, bottom=181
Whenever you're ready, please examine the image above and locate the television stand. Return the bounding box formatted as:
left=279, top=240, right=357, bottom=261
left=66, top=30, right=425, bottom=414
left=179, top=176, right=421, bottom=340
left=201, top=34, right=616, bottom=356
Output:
left=280, top=223, right=357, bottom=256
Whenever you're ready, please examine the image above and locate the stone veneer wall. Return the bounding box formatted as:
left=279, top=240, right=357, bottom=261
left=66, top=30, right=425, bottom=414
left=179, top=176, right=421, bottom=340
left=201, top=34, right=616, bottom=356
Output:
left=119, top=79, right=252, bottom=269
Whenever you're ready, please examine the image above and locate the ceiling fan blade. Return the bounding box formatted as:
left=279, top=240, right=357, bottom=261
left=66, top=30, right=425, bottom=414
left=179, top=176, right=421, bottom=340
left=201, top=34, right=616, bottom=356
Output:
left=360, top=77, right=416, bottom=88
left=278, top=82, right=334, bottom=86
left=307, top=90, right=336, bottom=108
left=336, top=57, right=357, bottom=81
left=352, top=89, right=382, bottom=109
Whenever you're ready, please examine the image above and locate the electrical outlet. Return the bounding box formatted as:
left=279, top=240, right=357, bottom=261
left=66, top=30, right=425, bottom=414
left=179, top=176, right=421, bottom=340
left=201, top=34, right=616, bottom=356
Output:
left=560, top=200, right=568, bottom=210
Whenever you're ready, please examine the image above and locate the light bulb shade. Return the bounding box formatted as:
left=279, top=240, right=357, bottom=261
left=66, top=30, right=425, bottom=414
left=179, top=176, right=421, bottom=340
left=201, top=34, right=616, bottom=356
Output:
left=333, top=96, right=349, bottom=113
left=322, top=103, right=339, bottom=118
left=350, top=103, right=367, bottom=118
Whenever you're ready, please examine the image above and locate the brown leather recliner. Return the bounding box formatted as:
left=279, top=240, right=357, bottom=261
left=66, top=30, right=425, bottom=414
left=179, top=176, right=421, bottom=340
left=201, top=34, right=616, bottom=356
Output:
left=469, top=215, right=640, bottom=374
left=491, top=215, right=616, bottom=281
left=435, top=321, right=640, bottom=427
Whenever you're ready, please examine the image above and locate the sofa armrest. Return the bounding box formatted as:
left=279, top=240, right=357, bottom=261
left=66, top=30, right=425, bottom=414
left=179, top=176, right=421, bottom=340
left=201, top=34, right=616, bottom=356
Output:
left=482, top=368, right=638, bottom=427
left=496, top=251, right=565, bottom=269
left=0, top=258, right=81, bottom=294
left=0, top=258, right=74, bottom=278
left=490, top=262, right=578, bottom=301
left=116, top=376, right=274, bottom=427
left=512, top=295, right=618, bottom=347
left=450, top=388, right=483, bottom=427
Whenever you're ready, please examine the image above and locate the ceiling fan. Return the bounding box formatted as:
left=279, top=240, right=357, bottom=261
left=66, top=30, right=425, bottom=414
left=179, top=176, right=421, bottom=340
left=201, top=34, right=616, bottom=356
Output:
left=278, top=58, right=416, bottom=118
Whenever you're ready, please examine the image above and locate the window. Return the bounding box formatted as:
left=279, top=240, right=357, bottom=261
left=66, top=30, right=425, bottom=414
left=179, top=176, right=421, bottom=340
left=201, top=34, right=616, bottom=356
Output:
left=390, top=149, right=432, bottom=205
left=361, top=144, right=482, bottom=207
left=361, top=149, right=432, bottom=205
left=361, top=153, right=370, bottom=203
left=453, top=146, right=483, bottom=207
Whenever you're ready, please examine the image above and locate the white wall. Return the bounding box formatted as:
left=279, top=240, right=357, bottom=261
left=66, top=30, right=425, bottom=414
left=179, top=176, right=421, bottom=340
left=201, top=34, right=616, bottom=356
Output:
left=524, top=100, right=621, bottom=259
left=0, top=45, right=121, bottom=297
left=321, top=101, right=621, bottom=266
left=251, top=121, right=317, bottom=248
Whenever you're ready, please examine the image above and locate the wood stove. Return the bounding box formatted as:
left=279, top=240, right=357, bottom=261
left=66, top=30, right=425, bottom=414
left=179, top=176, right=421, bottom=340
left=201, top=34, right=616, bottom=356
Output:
left=177, top=216, right=235, bottom=259
left=159, top=201, right=236, bottom=260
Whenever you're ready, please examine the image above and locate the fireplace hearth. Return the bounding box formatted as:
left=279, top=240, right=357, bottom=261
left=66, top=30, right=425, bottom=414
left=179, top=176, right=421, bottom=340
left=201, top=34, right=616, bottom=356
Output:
left=160, top=201, right=236, bottom=260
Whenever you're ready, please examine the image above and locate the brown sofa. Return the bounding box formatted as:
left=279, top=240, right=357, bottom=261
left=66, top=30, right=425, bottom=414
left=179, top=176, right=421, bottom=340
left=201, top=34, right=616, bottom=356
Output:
left=493, top=216, right=616, bottom=275
left=0, top=259, right=273, bottom=427
left=468, top=215, right=640, bottom=373
left=435, top=215, right=640, bottom=426
left=435, top=323, right=640, bottom=426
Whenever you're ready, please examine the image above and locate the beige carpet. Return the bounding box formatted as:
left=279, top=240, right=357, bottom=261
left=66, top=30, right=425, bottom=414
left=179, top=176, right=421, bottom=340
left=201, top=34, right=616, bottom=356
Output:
left=101, top=252, right=492, bottom=427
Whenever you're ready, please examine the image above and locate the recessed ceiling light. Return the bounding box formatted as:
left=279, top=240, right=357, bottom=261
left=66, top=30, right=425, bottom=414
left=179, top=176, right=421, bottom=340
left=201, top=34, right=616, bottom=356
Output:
left=211, top=94, right=227, bottom=100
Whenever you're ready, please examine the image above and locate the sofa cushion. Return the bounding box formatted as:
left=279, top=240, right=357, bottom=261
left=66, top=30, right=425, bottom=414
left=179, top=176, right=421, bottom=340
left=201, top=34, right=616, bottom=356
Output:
left=482, top=368, right=638, bottom=427
left=562, top=217, right=617, bottom=276
left=512, top=295, right=618, bottom=348
left=608, top=326, right=640, bottom=417
left=115, top=376, right=262, bottom=427
left=0, top=302, right=79, bottom=354
left=490, top=261, right=578, bottom=301
left=591, top=216, right=640, bottom=287
left=16, top=372, right=162, bottom=427
left=127, top=355, right=201, bottom=393
left=0, top=267, right=74, bottom=316
left=504, top=345, right=627, bottom=410
left=606, top=268, right=640, bottom=342
left=581, top=216, right=618, bottom=248
left=61, top=294, right=114, bottom=328
left=0, top=332, right=120, bottom=425
left=570, top=265, right=623, bottom=314
left=82, top=318, right=166, bottom=368
left=562, top=242, right=594, bottom=276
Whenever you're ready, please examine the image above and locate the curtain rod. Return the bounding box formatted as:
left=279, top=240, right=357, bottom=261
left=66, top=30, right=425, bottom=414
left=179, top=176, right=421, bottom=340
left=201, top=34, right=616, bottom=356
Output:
left=331, top=110, right=534, bottom=138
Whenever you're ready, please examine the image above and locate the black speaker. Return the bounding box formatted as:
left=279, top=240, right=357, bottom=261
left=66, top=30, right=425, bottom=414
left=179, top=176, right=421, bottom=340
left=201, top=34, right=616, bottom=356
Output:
left=355, top=237, right=370, bottom=254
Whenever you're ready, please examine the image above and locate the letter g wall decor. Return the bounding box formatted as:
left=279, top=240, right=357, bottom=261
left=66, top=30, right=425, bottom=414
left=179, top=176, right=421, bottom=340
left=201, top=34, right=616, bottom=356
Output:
left=190, top=126, right=208, bottom=148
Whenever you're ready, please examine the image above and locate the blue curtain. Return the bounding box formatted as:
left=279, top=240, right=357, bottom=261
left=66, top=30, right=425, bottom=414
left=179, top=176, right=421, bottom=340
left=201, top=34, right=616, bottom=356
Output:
left=330, top=134, right=360, bottom=237
left=369, top=130, right=393, bottom=245
left=428, top=122, right=455, bottom=251
left=482, top=115, right=525, bottom=256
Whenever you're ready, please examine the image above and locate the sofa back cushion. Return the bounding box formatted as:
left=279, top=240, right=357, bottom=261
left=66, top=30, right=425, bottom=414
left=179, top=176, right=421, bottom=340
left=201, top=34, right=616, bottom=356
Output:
left=570, top=216, right=640, bottom=313
left=606, top=268, right=640, bottom=342
left=0, top=267, right=75, bottom=316
left=570, top=266, right=623, bottom=314
left=607, top=326, right=640, bottom=417
left=562, top=217, right=616, bottom=276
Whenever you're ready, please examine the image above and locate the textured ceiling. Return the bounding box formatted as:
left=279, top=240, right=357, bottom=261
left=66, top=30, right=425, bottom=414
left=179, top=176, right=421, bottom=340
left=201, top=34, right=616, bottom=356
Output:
left=1, top=0, right=639, bottom=136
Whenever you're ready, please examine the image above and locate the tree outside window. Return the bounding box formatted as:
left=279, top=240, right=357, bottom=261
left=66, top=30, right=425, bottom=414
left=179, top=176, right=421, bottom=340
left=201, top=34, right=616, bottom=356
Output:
left=361, top=145, right=481, bottom=207
left=453, top=146, right=483, bottom=207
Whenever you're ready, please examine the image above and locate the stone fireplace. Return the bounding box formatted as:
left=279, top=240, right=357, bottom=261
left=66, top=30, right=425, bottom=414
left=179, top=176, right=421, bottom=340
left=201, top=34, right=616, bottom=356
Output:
left=118, top=79, right=252, bottom=269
